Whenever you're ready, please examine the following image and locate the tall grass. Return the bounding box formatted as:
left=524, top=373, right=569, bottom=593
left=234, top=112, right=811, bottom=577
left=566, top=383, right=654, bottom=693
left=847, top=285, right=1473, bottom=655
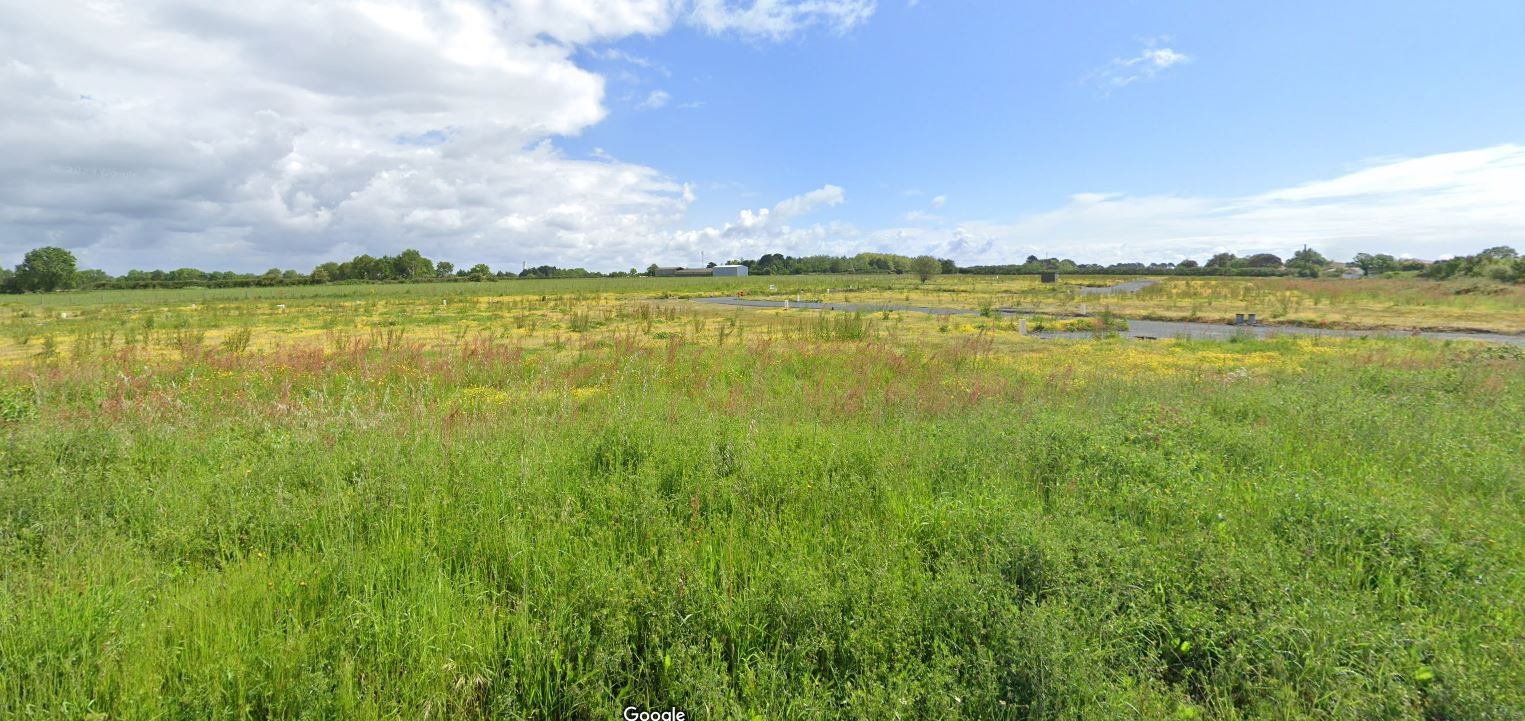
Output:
left=1, top=290, right=1522, bottom=719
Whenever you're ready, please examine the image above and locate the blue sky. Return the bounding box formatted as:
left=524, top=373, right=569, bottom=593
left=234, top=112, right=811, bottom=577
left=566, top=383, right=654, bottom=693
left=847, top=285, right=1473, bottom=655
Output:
left=3, top=1, right=1523, bottom=272
left=574, top=1, right=1525, bottom=243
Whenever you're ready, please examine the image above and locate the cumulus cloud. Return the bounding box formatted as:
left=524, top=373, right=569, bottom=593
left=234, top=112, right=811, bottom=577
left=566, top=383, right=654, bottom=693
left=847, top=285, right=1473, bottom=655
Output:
left=772, top=185, right=846, bottom=220
left=1087, top=42, right=1191, bottom=91
left=929, top=194, right=946, bottom=209
left=0, top=0, right=877, bottom=272
left=664, top=184, right=854, bottom=261
left=910, top=145, right=1525, bottom=265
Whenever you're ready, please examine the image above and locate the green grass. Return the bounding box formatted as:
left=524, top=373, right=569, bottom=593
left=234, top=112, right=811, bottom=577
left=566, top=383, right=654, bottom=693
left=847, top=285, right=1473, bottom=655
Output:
left=1, top=286, right=1522, bottom=719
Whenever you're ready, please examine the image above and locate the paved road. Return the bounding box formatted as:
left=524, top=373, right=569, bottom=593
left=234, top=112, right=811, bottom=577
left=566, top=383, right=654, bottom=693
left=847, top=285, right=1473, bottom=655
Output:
left=691, top=296, right=1525, bottom=346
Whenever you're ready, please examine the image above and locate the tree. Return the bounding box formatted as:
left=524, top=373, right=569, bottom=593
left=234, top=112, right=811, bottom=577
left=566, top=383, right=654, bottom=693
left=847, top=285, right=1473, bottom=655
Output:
left=1177, top=259, right=1200, bottom=269
left=939, top=258, right=958, bottom=274
left=391, top=249, right=434, bottom=280
left=1351, top=253, right=1398, bottom=277
left=75, top=269, right=111, bottom=287
left=467, top=263, right=492, bottom=281
left=910, top=255, right=942, bottom=283
left=435, top=261, right=454, bottom=277
left=1204, top=252, right=1238, bottom=269
left=15, top=247, right=78, bottom=292
left=1288, top=248, right=1328, bottom=278
left=1245, top=253, right=1283, bottom=268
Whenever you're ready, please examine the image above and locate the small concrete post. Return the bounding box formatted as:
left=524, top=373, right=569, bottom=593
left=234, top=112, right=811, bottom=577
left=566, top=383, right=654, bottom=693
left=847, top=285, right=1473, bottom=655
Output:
left=1018, top=318, right=1027, bottom=335
left=1247, top=313, right=1257, bottom=326
left=1234, top=313, right=1245, bottom=325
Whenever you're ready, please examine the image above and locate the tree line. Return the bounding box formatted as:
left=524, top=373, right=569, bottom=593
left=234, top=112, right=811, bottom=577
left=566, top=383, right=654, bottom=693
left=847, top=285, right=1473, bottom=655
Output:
left=3, top=244, right=1520, bottom=293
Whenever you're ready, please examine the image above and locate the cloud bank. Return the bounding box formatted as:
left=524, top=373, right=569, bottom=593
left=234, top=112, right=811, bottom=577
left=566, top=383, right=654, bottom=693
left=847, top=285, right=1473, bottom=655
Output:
left=658, top=145, right=1525, bottom=266
left=0, top=0, right=875, bottom=272
left=880, top=145, right=1525, bottom=265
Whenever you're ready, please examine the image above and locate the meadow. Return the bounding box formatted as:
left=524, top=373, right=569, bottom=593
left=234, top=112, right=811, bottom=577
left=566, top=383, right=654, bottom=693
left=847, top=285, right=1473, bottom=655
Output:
left=2, top=277, right=1523, bottom=719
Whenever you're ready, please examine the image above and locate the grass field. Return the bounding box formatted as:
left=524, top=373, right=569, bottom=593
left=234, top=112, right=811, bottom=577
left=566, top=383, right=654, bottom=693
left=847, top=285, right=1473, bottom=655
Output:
left=2, top=278, right=1523, bottom=719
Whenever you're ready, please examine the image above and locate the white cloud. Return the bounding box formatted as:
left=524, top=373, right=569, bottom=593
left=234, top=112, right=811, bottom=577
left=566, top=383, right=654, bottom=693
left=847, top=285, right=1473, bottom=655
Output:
left=637, top=89, right=672, bottom=109
left=1087, top=41, right=1191, bottom=91
left=914, top=145, right=1525, bottom=264
left=904, top=210, right=941, bottom=223
left=592, top=48, right=671, bottom=77
left=647, top=147, right=1525, bottom=268
left=929, top=194, right=946, bottom=209
left=664, top=184, right=853, bottom=261
left=0, top=0, right=877, bottom=272
left=689, top=0, right=877, bottom=40
left=773, top=185, right=845, bottom=220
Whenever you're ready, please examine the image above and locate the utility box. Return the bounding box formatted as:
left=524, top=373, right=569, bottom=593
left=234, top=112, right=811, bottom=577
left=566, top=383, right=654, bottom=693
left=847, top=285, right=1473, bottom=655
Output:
left=1040, top=272, right=1058, bottom=283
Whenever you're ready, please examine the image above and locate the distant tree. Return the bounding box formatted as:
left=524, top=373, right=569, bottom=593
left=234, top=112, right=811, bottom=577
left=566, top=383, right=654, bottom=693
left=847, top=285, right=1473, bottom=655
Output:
left=910, top=255, right=942, bottom=283
left=1177, top=259, right=1200, bottom=269
left=646, top=263, right=659, bottom=277
left=15, top=246, right=78, bottom=292
left=1204, top=252, right=1238, bottom=269
left=310, top=265, right=332, bottom=283
left=75, top=269, right=111, bottom=287
left=435, top=261, right=454, bottom=277
left=391, top=249, right=434, bottom=280
left=1288, top=248, right=1329, bottom=278
left=1351, top=253, right=1398, bottom=277
left=1245, top=253, right=1283, bottom=268
left=939, top=258, right=957, bottom=274
left=467, top=263, right=492, bottom=281
left=0, top=268, right=15, bottom=293
left=346, top=254, right=383, bottom=280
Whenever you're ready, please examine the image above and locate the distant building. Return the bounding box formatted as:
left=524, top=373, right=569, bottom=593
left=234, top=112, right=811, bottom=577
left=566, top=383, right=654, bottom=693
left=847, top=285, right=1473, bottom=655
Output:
left=653, top=264, right=748, bottom=277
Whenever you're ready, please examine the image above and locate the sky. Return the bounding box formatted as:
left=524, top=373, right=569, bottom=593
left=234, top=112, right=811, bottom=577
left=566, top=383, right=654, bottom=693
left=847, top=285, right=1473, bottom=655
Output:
left=2, top=1, right=1524, bottom=274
